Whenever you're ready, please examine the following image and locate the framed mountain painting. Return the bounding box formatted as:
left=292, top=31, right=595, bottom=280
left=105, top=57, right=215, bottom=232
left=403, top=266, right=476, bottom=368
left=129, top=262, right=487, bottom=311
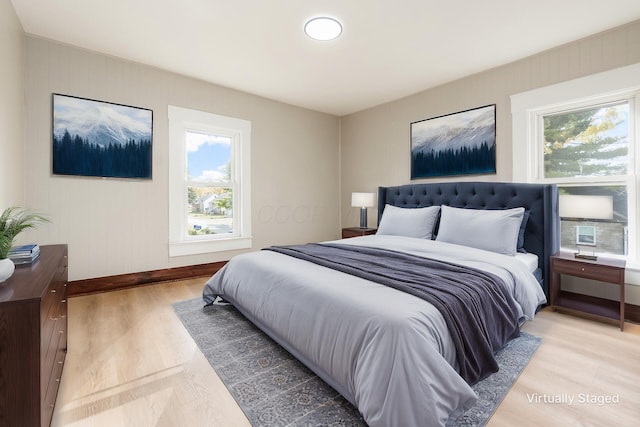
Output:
left=52, top=94, right=153, bottom=179
left=410, top=104, right=496, bottom=179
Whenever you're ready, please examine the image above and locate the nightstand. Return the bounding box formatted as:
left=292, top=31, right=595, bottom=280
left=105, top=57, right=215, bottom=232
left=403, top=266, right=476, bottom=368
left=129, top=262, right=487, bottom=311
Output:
left=550, top=251, right=626, bottom=331
left=341, top=227, right=377, bottom=239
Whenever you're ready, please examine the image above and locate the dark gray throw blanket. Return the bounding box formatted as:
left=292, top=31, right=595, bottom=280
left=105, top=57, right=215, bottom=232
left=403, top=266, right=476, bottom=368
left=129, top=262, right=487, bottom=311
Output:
left=264, top=243, right=520, bottom=385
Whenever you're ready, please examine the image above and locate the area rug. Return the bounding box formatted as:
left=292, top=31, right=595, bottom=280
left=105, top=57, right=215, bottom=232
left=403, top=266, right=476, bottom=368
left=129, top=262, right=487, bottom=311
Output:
left=173, top=298, right=541, bottom=427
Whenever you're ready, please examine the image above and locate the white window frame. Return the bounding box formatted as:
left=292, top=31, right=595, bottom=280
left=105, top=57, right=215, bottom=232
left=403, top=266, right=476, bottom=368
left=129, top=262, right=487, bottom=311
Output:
left=168, top=106, right=252, bottom=257
left=511, top=63, right=640, bottom=270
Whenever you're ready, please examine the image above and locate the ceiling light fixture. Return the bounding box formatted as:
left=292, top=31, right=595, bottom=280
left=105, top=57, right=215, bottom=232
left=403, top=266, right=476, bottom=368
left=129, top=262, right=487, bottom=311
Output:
left=304, top=17, right=342, bottom=41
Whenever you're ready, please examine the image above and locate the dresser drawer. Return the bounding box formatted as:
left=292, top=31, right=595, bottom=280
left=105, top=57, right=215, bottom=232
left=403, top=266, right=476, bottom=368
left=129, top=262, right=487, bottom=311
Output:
left=41, top=279, right=66, bottom=354
left=41, top=296, right=61, bottom=350
left=44, top=334, right=67, bottom=402
left=42, top=344, right=66, bottom=427
left=40, top=281, right=60, bottom=326
left=552, top=258, right=623, bottom=283
left=41, top=309, right=66, bottom=394
left=58, top=253, right=68, bottom=272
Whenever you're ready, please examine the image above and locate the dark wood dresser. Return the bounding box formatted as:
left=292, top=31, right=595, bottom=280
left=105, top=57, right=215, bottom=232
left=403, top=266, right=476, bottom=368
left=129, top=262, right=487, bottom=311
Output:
left=0, top=244, right=68, bottom=427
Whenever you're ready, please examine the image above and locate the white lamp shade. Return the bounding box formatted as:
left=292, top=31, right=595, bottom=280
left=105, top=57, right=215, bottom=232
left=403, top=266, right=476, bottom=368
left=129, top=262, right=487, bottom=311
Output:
left=559, top=195, right=614, bottom=220
left=351, top=192, right=375, bottom=208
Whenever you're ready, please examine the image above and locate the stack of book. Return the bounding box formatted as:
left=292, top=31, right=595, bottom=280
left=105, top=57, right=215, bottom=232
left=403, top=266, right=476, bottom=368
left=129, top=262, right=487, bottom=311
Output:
left=8, top=244, right=41, bottom=265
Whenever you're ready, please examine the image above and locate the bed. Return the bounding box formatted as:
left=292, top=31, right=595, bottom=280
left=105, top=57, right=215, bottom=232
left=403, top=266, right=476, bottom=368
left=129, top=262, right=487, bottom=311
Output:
left=203, top=181, right=559, bottom=426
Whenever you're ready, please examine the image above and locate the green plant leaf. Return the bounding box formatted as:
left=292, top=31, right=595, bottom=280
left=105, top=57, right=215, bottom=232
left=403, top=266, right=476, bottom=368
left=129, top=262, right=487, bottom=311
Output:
left=0, top=207, right=50, bottom=259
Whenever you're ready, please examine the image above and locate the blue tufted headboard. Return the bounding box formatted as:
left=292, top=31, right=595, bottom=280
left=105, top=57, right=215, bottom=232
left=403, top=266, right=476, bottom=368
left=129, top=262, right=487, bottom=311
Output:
left=377, top=181, right=559, bottom=297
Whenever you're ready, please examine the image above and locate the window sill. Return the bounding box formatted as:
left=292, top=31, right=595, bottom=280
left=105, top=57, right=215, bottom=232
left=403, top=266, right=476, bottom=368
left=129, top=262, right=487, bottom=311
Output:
left=169, top=236, right=252, bottom=257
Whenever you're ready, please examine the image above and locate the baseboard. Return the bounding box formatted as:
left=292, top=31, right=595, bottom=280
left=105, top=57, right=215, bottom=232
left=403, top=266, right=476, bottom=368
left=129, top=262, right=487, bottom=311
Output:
left=626, top=301, right=640, bottom=324
left=68, top=261, right=227, bottom=297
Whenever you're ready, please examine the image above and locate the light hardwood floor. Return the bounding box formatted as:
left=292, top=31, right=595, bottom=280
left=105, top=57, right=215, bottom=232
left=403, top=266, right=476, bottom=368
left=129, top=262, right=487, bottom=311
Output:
left=52, top=278, right=640, bottom=427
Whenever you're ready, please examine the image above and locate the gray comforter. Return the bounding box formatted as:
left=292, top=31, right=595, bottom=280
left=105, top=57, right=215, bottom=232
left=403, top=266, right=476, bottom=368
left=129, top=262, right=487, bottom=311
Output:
left=264, top=242, right=521, bottom=385
left=203, top=235, right=546, bottom=427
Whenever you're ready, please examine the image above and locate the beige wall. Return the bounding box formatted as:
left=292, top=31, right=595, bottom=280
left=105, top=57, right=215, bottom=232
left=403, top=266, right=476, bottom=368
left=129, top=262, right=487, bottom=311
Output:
left=24, top=37, right=340, bottom=281
left=0, top=0, right=24, bottom=208
left=340, top=20, right=640, bottom=229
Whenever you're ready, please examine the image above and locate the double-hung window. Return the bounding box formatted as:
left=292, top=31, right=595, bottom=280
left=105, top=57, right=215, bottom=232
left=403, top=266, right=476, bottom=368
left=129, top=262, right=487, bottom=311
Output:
left=168, top=106, right=251, bottom=256
left=512, top=64, right=640, bottom=266
left=540, top=100, right=632, bottom=258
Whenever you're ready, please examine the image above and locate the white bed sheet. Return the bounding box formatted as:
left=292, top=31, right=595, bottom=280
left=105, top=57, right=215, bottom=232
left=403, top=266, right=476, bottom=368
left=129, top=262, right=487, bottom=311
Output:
left=515, top=252, right=539, bottom=273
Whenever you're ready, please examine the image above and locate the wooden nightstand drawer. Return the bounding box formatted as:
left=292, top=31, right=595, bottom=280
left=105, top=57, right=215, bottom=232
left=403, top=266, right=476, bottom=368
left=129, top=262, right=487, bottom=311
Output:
left=552, top=258, right=624, bottom=283
left=342, top=227, right=377, bottom=239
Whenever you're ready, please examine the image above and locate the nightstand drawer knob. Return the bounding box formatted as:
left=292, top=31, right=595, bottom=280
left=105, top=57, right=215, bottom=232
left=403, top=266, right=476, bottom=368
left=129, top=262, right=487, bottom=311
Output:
left=581, top=268, right=585, bottom=271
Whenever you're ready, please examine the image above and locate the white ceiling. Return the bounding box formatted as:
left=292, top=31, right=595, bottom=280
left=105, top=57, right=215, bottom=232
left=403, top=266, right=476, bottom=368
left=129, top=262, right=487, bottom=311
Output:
left=11, top=0, right=640, bottom=116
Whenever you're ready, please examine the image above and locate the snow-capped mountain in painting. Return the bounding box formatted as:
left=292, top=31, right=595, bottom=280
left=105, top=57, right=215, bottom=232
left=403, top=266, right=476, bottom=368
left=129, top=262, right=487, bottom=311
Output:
left=53, top=94, right=152, bottom=147
left=411, top=105, right=495, bottom=155
left=410, top=105, right=496, bottom=178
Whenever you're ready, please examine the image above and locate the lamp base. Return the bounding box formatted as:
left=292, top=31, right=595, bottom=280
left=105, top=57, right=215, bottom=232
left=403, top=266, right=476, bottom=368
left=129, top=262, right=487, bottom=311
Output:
left=575, top=252, right=598, bottom=261
left=359, top=207, right=368, bottom=228
left=575, top=244, right=598, bottom=261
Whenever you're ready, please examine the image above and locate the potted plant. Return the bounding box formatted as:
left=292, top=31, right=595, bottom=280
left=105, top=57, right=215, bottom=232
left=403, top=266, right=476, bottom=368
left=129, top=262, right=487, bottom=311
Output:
left=0, top=207, right=49, bottom=282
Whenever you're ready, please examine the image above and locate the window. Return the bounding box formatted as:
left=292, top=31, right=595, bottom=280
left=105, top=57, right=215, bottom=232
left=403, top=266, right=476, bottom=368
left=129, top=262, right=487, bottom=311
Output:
left=542, top=101, right=631, bottom=258
left=511, top=64, right=640, bottom=265
left=168, top=106, right=251, bottom=256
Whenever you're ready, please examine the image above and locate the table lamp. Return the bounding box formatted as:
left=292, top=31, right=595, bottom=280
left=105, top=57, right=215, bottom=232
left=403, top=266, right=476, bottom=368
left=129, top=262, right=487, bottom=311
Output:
left=351, top=192, right=375, bottom=229
left=559, top=194, right=614, bottom=260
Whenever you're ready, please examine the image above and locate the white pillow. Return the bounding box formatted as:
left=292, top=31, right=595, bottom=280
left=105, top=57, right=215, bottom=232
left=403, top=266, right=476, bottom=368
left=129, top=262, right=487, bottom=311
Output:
left=376, top=205, right=440, bottom=239
left=436, top=205, right=525, bottom=256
